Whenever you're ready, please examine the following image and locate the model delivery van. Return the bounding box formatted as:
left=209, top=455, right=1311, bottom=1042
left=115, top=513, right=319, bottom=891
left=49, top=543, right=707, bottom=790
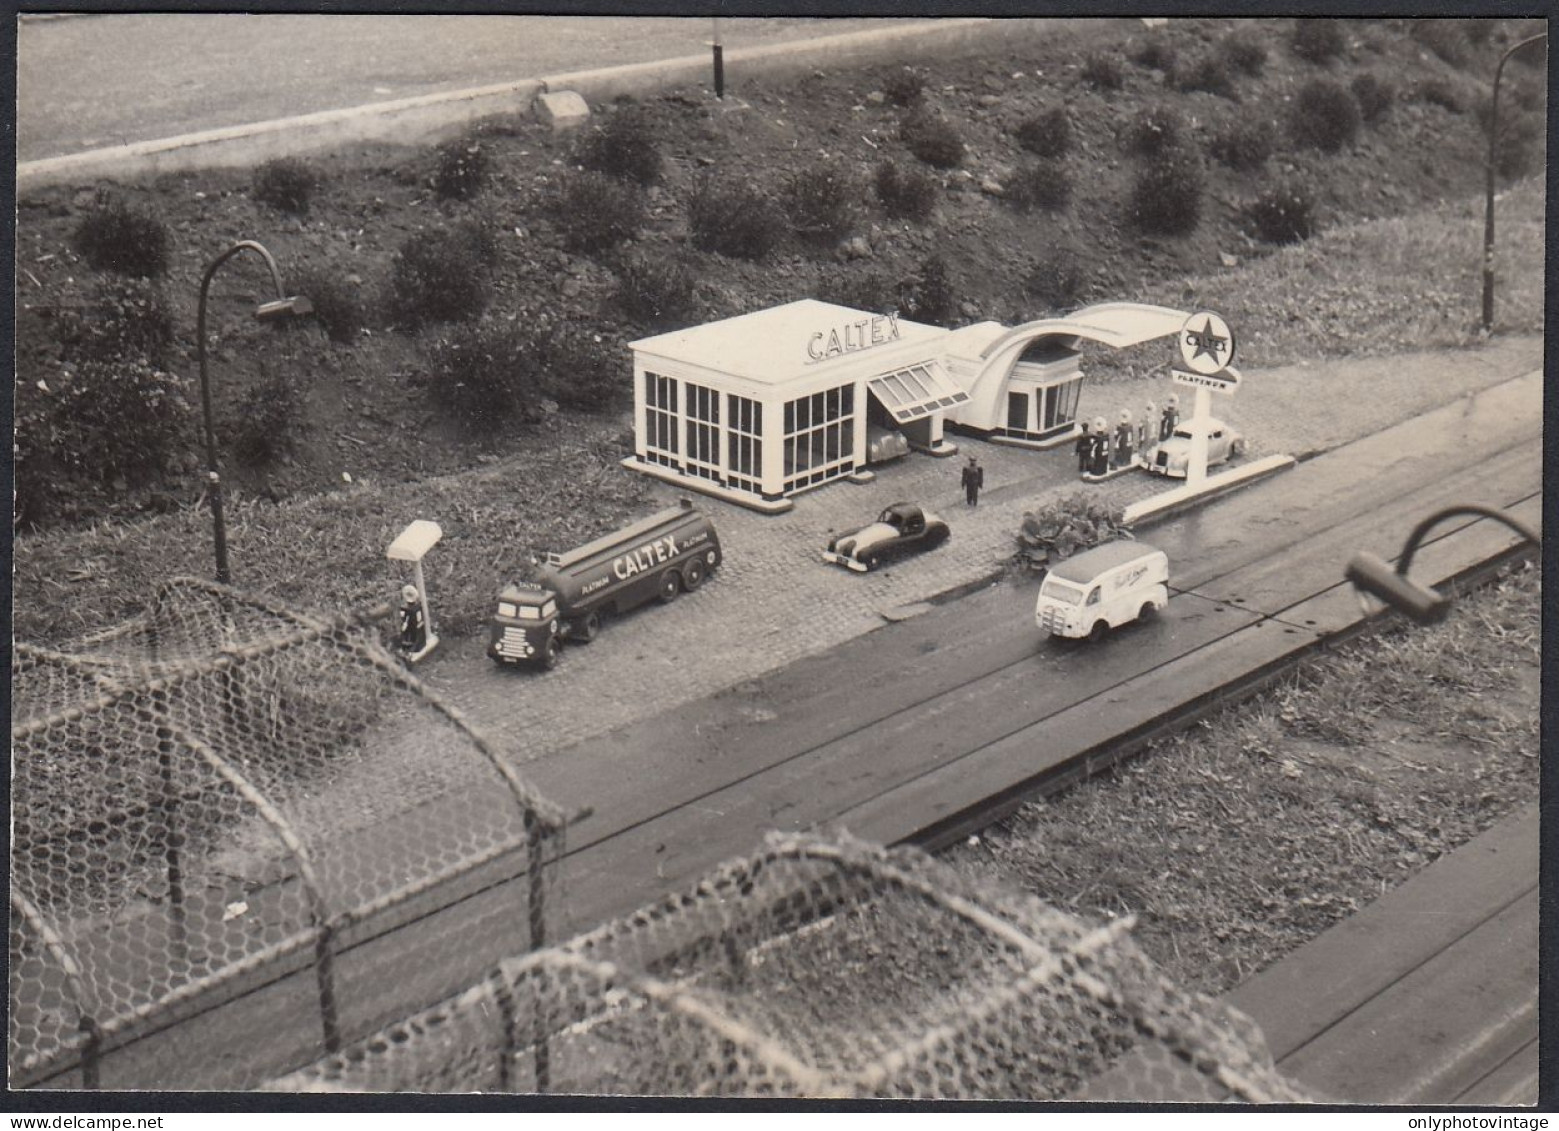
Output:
left=1034, top=540, right=1168, bottom=642
left=489, top=498, right=721, bottom=669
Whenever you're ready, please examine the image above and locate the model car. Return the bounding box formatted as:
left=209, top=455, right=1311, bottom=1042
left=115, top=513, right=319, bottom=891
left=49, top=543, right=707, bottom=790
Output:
left=822, top=502, right=950, bottom=572
left=1146, top=417, right=1246, bottom=477
left=866, top=423, right=911, bottom=464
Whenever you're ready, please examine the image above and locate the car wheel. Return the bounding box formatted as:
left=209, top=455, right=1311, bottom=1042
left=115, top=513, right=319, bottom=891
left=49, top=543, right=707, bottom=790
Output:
left=539, top=637, right=559, bottom=670
left=864, top=553, right=882, bottom=571
left=1088, top=620, right=1109, bottom=643
left=681, top=556, right=706, bottom=592
left=1231, top=437, right=1247, bottom=458
left=1137, top=601, right=1157, bottom=623
left=657, top=570, right=681, bottom=603
left=574, top=610, right=601, bottom=642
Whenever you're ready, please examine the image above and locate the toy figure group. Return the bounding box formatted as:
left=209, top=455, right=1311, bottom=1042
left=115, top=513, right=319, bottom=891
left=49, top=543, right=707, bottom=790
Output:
left=1076, top=395, right=1179, bottom=479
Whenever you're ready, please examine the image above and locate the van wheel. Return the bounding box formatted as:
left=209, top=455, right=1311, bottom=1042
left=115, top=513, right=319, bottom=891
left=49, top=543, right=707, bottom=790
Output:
left=539, top=637, right=559, bottom=670
left=1088, top=620, right=1109, bottom=643
left=1137, top=601, right=1157, bottom=623
left=681, top=557, right=707, bottom=592
left=573, top=611, right=600, bottom=642
left=864, top=553, right=882, bottom=571
left=657, top=570, right=681, bottom=603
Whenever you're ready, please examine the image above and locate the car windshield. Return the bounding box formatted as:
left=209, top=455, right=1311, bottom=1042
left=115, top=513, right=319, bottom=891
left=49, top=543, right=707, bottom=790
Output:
left=878, top=509, right=903, bottom=526
left=1171, top=428, right=1195, bottom=441
left=1041, top=577, right=1086, bottom=606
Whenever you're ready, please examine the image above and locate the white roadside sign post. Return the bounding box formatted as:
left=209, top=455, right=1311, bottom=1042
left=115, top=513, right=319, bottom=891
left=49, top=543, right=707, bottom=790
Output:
left=1172, top=312, right=1238, bottom=487
left=387, top=519, right=443, bottom=663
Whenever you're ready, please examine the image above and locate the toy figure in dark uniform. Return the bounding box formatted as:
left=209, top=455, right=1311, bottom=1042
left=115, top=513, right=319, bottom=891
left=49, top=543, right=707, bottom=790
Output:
left=1075, top=419, right=1093, bottom=474
left=1087, top=416, right=1111, bottom=477
left=1160, top=394, right=1180, bottom=442
left=961, top=456, right=984, bottom=506
left=398, top=584, right=427, bottom=655
left=1114, top=410, right=1134, bottom=468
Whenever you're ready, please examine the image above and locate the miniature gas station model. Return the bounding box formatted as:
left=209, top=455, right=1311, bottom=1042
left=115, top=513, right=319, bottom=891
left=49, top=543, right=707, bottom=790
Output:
left=386, top=519, right=443, bottom=663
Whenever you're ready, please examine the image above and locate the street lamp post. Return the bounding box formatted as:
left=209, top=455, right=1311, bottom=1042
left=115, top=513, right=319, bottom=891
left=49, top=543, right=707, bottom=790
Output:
left=196, top=240, right=311, bottom=584
left=1481, top=31, right=1546, bottom=334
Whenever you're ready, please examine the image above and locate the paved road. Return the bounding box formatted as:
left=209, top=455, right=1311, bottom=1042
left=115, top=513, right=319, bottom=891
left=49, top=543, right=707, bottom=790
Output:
left=16, top=14, right=921, bottom=162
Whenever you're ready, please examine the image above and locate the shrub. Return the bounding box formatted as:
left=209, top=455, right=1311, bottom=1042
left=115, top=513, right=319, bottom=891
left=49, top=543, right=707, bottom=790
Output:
left=1006, top=163, right=1072, bottom=212
left=1223, top=25, right=1269, bottom=76
left=1210, top=120, right=1275, bottom=171
left=900, top=110, right=965, bottom=168
left=905, top=254, right=956, bottom=325
left=1177, top=52, right=1238, bottom=99
left=1490, top=111, right=1544, bottom=180
left=422, top=318, right=536, bottom=434
left=551, top=169, right=646, bottom=254
left=53, top=277, right=174, bottom=365
left=1014, top=107, right=1072, bottom=158
left=1080, top=52, right=1125, bottom=91
left=1351, top=73, right=1395, bottom=123
left=388, top=223, right=494, bottom=326
left=433, top=136, right=491, bottom=201
left=537, top=322, right=625, bottom=413
left=294, top=267, right=366, bottom=343
left=1023, top=250, right=1088, bottom=310
left=1016, top=492, right=1131, bottom=568
left=1248, top=180, right=1317, bottom=244
left=1414, top=78, right=1463, bottom=113
left=1129, top=145, right=1204, bottom=236
left=687, top=175, right=785, bottom=259
left=1132, top=37, right=1178, bottom=74
left=873, top=159, right=939, bottom=221
left=784, top=163, right=862, bottom=246
left=1412, top=20, right=1468, bottom=67
left=43, top=358, right=191, bottom=487
left=882, top=67, right=925, bottom=107
left=1291, top=18, right=1346, bottom=64
left=820, top=269, right=900, bottom=314
left=614, top=251, right=698, bottom=327
left=1290, top=79, right=1361, bottom=152
left=230, top=365, right=306, bottom=466
left=575, top=107, right=663, bottom=186
left=1127, top=105, right=1185, bottom=156
left=253, top=158, right=320, bottom=215
left=72, top=193, right=170, bottom=277
left=1460, top=18, right=1494, bottom=46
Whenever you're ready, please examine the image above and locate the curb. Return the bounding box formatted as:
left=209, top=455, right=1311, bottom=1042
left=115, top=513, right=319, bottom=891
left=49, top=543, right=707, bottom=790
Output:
left=17, top=17, right=1105, bottom=191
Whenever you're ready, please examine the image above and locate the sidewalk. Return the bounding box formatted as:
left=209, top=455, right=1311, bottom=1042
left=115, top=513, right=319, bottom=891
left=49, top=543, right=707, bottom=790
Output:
left=1081, top=803, right=1540, bottom=1105
left=423, top=334, right=1542, bottom=769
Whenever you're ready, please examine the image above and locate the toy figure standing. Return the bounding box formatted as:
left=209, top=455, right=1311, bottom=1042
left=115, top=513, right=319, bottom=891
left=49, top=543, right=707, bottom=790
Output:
left=1087, top=416, right=1111, bottom=477
left=1140, top=401, right=1156, bottom=450
left=1114, top=410, right=1135, bottom=468
left=1075, top=420, right=1093, bottom=474
left=398, top=584, right=427, bottom=656
left=961, top=456, right=984, bottom=507
left=1160, top=394, right=1180, bottom=442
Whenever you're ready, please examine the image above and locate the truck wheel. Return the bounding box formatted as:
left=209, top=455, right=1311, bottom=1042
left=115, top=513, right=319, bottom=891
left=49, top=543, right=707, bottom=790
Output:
left=1137, top=601, right=1157, bottom=623
left=657, top=570, right=681, bottom=604
left=573, top=611, right=601, bottom=642
left=539, top=637, right=559, bottom=670
left=681, top=557, right=707, bottom=592
left=864, top=553, right=882, bottom=571
left=1089, top=620, right=1109, bottom=643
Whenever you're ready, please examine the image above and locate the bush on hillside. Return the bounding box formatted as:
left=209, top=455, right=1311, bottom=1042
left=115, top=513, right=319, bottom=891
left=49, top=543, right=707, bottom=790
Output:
left=53, top=277, right=174, bottom=366
left=575, top=107, right=663, bottom=186
left=388, top=223, right=495, bottom=326
left=230, top=365, right=307, bottom=466
left=1014, top=107, right=1072, bottom=158
left=1210, top=120, right=1275, bottom=170
left=1248, top=181, right=1318, bottom=244
left=433, top=136, right=491, bottom=201
left=1223, top=25, right=1269, bottom=75
left=1351, top=73, right=1395, bottom=123
left=613, top=251, right=698, bottom=328
left=1411, top=20, right=1468, bottom=67
left=1290, top=79, right=1361, bottom=152
left=38, top=358, right=191, bottom=488
left=1177, top=52, right=1239, bottom=99
left=1129, top=145, right=1204, bottom=236
left=784, top=163, right=862, bottom=246
left=1413, top=77, right=1463, bottom=113
left=294, top=267, right=366, bottom=343
left=1023, top=249, right=1089, bottom=310
left=421, top=318, right=537, bottom=434
left=1132, top=38, right=1178, bottom=74
left=905, top=254, right=956, bottom=326
left=1292, top=18, right=1346, bottom=64
left=72, top=193, right=170, bottom=277
left=873, top=159, right=939, bottom=221
left=551, top=169, right=646, bottom=254
left=253, top=158, right=320, bottom=215
left=537, top=322, right=626, bottom=413
left=820, top=269, right=900, bottom=315
left=882, top=67, right=925, bottom=107
left=1127, top=105, right=1186, bottom=156
left=900, top=110, right=965, bottom=168
left=687, top=175, right=785, bottom=259
left=1006, top=162, right=1072, bottom=212
left=1081, top=52, right=1125, bottom=91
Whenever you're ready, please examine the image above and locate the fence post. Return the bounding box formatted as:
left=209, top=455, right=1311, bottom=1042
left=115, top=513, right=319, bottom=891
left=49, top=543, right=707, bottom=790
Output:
left=527, top=815, right=551, bottom=1092
left=145, top=622, right=188, bottom=964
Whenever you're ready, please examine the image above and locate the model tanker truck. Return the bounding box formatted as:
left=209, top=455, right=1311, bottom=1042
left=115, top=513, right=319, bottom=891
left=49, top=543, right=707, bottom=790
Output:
left=488, top=498, right=722, bottom=669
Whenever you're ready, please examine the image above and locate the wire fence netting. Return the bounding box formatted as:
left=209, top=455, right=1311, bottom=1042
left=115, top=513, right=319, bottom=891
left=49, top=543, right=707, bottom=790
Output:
left=10, top=577, right=568, bottom=1090
left=269, top=832, right=1310, bottom=1101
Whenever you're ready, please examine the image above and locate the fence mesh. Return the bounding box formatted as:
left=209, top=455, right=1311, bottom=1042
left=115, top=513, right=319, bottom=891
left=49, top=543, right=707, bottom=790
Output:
left=269, top=832, right=1309, bottom=1101
left=10, top=577, right=568, bottom=1091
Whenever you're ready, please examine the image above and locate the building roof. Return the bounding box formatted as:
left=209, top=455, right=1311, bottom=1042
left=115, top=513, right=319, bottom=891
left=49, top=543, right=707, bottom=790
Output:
left=630, top=299, right=948, bottom=385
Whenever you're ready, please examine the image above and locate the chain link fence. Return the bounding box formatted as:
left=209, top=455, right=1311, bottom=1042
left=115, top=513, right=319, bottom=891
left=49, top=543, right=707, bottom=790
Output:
left=10, top=577, right=569, bottom=1090
left=269, top=832, right=1309, bottom=1101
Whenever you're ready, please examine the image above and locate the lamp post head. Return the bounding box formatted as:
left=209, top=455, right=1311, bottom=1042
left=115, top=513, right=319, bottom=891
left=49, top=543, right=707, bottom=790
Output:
left=255, top=294, right=313, bottom=322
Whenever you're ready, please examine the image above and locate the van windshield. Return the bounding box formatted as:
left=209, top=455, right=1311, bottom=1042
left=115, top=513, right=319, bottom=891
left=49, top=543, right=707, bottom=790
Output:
left=1041, top=577, right=1086, bottom=606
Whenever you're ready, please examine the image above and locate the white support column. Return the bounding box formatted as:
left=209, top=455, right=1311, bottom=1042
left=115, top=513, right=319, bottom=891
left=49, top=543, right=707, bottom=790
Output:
left=1186, top=385, right=1213, bottom=487
left=762, top=392, right=786, bottom=496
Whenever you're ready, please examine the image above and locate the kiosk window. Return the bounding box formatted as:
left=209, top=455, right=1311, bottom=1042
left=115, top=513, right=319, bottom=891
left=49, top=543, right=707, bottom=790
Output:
left=644, top=372, right=679, bottom=464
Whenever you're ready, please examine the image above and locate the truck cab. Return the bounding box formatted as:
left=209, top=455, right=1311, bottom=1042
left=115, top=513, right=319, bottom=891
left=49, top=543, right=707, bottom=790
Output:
left=489, top=583, right=562, bottom=669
